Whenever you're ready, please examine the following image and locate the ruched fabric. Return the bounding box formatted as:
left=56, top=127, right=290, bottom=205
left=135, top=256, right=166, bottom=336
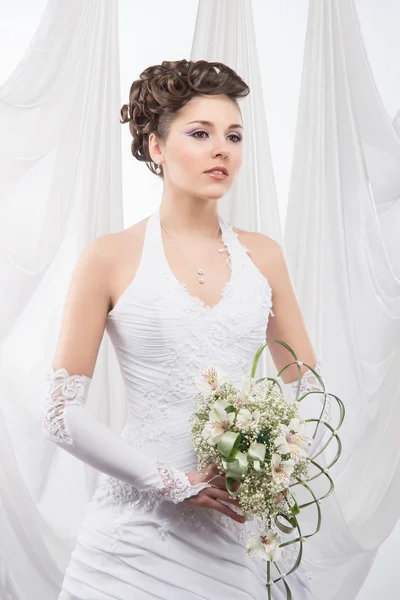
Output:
left=59, top=207, right=314, bottom=599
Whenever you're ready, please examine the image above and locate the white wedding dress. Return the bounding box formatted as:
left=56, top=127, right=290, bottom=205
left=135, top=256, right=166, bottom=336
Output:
left=44, top=207, right=316, bottom=599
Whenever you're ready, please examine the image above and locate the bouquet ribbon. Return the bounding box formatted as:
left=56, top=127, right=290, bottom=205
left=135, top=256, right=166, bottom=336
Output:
left=218, top=430, right=267, bottom=486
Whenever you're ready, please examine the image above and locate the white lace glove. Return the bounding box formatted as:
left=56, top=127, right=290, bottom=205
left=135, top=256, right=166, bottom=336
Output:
left=286, top=361, right=332, bottom=458
left=42, top=367, right=213, bottom=504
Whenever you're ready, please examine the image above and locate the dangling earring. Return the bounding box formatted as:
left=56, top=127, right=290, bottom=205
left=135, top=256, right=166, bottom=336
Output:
left=155, top=161, right=162, bottom=174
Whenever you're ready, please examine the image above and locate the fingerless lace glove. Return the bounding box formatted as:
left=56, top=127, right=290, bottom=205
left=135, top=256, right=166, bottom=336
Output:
left=42, top=367, right=213, bottom=504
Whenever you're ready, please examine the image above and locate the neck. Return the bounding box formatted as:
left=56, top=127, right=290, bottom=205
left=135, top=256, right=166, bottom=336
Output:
left=159, top=194, right=221, bottom=238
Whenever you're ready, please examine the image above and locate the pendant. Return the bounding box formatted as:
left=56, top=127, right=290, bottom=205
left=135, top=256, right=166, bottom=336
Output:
left=198, top=269, right=204, bottom=275
left=198, top=278, right=205, bottom=284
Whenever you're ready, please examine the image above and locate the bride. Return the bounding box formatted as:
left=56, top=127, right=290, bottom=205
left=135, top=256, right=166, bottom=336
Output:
left=43, top=59, right=324, bottom=599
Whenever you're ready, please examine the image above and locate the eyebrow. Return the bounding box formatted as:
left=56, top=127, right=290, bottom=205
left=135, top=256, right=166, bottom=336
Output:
left=186, top=120, right=243, bottom=130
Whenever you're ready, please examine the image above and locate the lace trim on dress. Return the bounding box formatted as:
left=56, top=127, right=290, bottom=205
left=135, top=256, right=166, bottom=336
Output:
left=93, top=472, right=164, bottom=512
left=42, top=367, right=91, bottom=445
left=94, top=475, right=213, bottom=551
left=227, top=224, right=275, bottom=318
left=92, top=462, right=213, bottom=507
left=163, top=215, right=235, bottom=314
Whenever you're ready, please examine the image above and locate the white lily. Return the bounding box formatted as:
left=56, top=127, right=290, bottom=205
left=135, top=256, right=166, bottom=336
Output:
left=237, top=375, right=257, bottom=405
left=236, top=407, right=261, bottom=432
left=201, top=401, right=235, bottom=446
left=195, top=365, right=230, bottom=397
left=271, top=453, right=295, bottom=489
left=246, top=528, right=282, bottom=562
left=274, top=418, right=313, bottom=462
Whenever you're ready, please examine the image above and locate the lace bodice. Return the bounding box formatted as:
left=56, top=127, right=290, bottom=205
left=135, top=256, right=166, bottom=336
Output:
left=102, top=207, right=274, bottom=469
left=91, top=208, right=274, bottom=535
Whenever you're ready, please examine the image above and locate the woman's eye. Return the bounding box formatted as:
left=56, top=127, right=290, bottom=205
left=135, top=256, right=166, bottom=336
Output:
left=191, top=131, right=242, bottom=143
left=192, top=130, right=208, bottom=139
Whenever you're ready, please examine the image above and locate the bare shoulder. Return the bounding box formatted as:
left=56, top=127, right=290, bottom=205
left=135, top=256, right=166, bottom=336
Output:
left=231, top=225, right=284, bottom=283
left=51, top=217, right=151, bottom=375
left=95, top=216, right=151, bottom=311
left=102, top=215, right=150, bottom=258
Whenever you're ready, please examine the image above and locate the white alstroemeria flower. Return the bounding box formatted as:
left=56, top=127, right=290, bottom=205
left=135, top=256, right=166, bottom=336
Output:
left=195, top=366, right=230, bottom=397
left=274, top=418, right=313, bottom=462
left=201, top=401, right=235, bottom=446
left=271, top=453, right=295, bottom=489
left=236, top=407, right=261, bottom=432
left=246, top=529, right=282, bottom=562
left=237, top=375, right=257, bottom=405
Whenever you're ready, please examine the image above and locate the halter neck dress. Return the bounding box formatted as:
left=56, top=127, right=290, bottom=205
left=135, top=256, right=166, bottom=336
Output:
left=59, top=207, right=314, bottom=600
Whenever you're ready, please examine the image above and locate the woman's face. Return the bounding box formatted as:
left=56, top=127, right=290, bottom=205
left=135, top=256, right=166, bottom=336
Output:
left=150, top=94, right=244, bottom=200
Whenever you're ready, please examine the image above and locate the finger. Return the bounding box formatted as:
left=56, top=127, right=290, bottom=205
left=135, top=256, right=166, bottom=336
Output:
left=226, top=496, right=242, bottom=508
left=232, top=481, right=241, bottom=492
left=205, top=497, right=246, bottom=523
left=205, top=487, right=243, bottom=509
left=203, top=463, right=220, bottom=477
left=206, top=475, right=240, bottom=492
left=210, top=475, right=241, bottom=494
left=204, top=474, right=226, bottom=489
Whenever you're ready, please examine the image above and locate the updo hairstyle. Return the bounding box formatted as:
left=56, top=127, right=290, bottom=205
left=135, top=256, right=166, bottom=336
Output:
left=120, top=59, right=250, bottom=178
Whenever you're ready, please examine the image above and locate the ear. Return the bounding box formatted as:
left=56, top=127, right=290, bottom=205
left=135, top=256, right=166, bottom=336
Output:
left=148, top=132, right=163, bottom=164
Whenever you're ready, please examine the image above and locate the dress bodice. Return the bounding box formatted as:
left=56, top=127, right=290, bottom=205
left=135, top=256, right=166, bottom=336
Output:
left=106, top=207, right=274, bottom=472
left=66, top=216, right=316, bottom=596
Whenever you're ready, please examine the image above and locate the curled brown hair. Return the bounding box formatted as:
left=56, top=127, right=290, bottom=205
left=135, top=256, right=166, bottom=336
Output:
left=120, top=59, right=250, bottom=178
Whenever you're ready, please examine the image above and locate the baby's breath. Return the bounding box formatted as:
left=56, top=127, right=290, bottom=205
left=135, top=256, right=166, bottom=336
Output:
left=190, top=376, right=311, bottom=526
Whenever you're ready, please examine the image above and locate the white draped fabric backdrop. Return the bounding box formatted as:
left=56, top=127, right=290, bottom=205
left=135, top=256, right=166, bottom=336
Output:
left=0, top=1, right=399, bottom=599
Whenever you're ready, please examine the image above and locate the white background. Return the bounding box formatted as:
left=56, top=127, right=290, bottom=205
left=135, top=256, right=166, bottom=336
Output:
left=1, top=1, right=399, bottom=597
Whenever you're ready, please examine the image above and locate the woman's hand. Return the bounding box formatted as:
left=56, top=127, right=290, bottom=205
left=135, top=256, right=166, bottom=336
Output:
left=183, top=463, right=246, bottom=524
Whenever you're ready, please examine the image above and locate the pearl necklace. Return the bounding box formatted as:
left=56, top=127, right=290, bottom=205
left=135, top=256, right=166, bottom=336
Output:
left=160, top=219, right=229, bottom=285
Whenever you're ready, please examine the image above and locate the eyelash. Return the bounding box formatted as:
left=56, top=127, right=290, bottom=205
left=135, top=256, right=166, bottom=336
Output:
left=191, top=130, right=242, bottom=143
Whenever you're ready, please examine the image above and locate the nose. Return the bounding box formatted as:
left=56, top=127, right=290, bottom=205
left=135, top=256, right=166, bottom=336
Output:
left=213, top=148, right=230, bottom=159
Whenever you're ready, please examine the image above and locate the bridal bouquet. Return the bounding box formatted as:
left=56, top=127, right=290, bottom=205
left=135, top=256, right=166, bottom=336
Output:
left=190, top=340, right=345, bottom=599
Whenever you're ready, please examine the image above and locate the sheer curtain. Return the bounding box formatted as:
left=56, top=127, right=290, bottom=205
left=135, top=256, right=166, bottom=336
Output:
left=284, top=1, right=400, bottom=598
left=0, top=2, right=126, bottom=598
left=190, top=0, right=282, bottom=391
left=1, top=1, right=400, bottom=599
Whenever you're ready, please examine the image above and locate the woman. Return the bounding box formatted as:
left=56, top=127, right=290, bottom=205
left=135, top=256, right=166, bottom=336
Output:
left=43, top=59, right=324, bottom=599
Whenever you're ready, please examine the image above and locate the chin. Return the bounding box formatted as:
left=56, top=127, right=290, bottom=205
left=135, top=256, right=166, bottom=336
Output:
left=202, top=191, right=226, bottom=201
left=204, top=183, right=231, bottom=198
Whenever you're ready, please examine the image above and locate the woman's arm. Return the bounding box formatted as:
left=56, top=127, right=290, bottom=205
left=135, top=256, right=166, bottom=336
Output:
left=262, top=238, right=318, bottom=380
left=243, top=232, right=331, bottom=453
left=42, top=235, right=213, bottom=503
